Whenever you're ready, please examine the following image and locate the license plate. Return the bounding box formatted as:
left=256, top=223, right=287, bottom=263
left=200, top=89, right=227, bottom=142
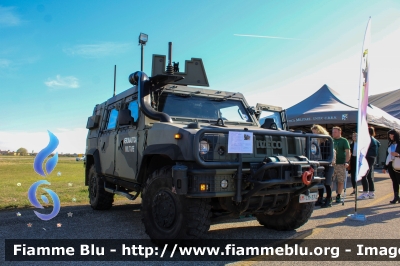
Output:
left=299, top=192, right=318, bottom=203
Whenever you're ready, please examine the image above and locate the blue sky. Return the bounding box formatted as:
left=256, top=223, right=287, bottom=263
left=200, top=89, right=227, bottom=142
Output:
left=1, top=0, right=400, bottom=153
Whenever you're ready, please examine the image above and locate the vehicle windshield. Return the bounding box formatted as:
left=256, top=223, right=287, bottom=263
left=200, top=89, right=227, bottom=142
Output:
left=157, top=93, right=252, bottom=123
left=259, top=110, right=283, bottom=129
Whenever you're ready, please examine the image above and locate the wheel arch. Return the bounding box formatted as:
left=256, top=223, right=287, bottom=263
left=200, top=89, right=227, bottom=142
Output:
left=85, top=148, right=102, bottom=186
left=137, top=154, right=174, bottom=185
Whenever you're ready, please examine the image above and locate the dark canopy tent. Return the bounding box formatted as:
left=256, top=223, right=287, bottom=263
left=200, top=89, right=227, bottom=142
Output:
left=369, top=88, right=400, bottom=120
left=286, top=84, right=400, bottom=138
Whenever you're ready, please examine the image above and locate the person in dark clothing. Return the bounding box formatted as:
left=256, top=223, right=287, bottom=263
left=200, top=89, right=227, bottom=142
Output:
left=311, top=124, right=335, bottom=208
left=349, top=132, right=358, bottom=195
left=383, top=129, right=400, bottom=204
left=358, top=127, right=380, bottom=199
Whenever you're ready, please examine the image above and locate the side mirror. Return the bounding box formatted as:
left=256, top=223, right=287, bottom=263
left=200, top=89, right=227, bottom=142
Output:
left=118, top=109, right=135, bottom=126
left=86, top=115, right=100, bottom=130
left=248, top=106, right=261, bottom=120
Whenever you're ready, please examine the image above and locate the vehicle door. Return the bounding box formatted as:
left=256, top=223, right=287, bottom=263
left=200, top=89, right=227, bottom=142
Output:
left=98, top=101, right=121, bottom=176
left=114, top=95, right=140, bottom=181
left=256, top=103, right=287, bottom=130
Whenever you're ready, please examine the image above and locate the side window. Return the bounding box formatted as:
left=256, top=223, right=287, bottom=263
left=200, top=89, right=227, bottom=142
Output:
left=259, top=110, right=283, bottom=129
left=128, top=101, right=139, bottom=122
left=106, top=109, right=119, bottom=130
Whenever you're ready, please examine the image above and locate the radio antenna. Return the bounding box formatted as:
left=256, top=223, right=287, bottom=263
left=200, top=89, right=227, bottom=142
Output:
left=113, top=65, right=116, bottom=97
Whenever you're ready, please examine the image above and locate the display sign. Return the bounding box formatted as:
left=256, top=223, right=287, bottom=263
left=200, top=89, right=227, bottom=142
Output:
left=228, top=131, right=253, bottom=153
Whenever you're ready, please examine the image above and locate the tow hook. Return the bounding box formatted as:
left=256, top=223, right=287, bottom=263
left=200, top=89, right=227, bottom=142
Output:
left=301, top=167, right=314, bottom=186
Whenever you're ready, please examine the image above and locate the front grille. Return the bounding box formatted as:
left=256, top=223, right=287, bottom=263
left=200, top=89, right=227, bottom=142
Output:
left=200, top=133, right=236, bottom=162
left=200, top=133, right=290, bottom=162
left=254, top=134, right=285, bottom=156
left=195, top=130, right=333, bottom=166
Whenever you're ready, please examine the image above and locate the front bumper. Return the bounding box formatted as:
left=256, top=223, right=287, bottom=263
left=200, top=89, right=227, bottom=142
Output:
left=184, top=164, right=324, bottom=199
left=183, top=128, right=330, bottom=201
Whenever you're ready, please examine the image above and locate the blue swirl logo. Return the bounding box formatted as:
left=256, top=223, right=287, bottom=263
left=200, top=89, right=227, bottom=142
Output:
left=28, top=131, right=61, bottom=221
left=33, top=131, right=59, bottom=176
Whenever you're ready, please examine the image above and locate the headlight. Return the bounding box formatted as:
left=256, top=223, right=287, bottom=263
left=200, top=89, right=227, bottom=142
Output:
left=221, top=180, right=228, bottom=189
left=199, top=140, right=210, bottom=155
left=311, top=143, right=317, bottom=155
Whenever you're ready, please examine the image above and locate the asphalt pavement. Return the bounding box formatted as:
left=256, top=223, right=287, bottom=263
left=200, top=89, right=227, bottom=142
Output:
left=1, top=171, right=399, bottom=265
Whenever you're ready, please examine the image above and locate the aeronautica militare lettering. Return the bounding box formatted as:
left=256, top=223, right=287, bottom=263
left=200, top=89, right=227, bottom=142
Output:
left=124, top=137, right=136, bottom=152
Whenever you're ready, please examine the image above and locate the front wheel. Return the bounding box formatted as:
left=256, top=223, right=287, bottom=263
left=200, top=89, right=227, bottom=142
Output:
left=88, top=164, right=114, bottom=210
left=141, top=166, right=211, bottom=240
left=255, top=196, right=314, bottom=231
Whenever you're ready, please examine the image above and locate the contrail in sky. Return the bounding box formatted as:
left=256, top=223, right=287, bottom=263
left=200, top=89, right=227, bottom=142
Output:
left=234, top=34, right=304, bottom=40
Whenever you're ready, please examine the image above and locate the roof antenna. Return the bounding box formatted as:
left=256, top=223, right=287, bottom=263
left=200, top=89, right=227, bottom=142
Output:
left=113, top=65, right=116, bottom=97
left=166, top=42, right=174, bottom=75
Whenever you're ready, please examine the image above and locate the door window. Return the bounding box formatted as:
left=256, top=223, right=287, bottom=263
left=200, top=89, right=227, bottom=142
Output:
left=106, top=109, right=119, bottom=130
left=128, top=101, right=139, bottom=122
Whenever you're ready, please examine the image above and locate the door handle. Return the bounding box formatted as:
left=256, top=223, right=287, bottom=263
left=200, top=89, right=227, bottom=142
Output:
left=119, top=140, right=124, bottom=150
left=101, top=142, right=105, bottom=151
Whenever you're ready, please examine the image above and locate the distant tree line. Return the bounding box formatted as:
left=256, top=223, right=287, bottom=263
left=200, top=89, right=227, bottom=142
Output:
left=0, top=147, right=80, bottom=157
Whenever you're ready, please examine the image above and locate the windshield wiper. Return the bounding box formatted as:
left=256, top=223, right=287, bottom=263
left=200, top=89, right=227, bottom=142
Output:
left=175, top=93, right=192, bottom=98
left=171, top=116, right=214, bottom=122
left=209, top=93, right=237, bottom=101
left=209, top=98, right=226, bottom=102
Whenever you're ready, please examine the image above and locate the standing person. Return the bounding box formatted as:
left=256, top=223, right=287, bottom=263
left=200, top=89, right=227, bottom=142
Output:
left=349, top=132, right=358, bottom=195
left=311, top=124, right=335, bottom=208
left=332, top=126, right=351, bottom=203
left=358, top=126, right=381, bottom=199
left=383, top=129, right=400, bottom=204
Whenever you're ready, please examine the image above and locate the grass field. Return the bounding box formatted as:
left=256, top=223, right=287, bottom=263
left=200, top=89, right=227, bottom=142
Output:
left=0, top=156, right=130, bottom=210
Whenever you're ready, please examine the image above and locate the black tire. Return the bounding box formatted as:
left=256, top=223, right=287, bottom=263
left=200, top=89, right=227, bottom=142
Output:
left=141, top=166, right=211, bottom=240
left=255, top=197, right=314, bottom=231
left=88, top=164, right=114, bottom=210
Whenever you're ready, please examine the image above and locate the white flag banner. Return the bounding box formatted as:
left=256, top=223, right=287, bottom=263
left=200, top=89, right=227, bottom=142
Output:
left=356, top=18, right=372, bottom=181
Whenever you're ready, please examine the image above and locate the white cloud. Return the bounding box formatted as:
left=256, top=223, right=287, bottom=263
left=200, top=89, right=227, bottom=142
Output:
left=63, top=42, right=132, bottom=58
left=0, top=6, right=21, bottom=27
left=45, top=75, right=79, bottom=89
left=0, top=58, right=11, bottom=68
left=0, top=57, right=40, bottom=77
left=0, top=128, right=87, bottom=154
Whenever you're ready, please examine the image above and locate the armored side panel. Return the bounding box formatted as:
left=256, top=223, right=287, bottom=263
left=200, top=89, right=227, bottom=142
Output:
left=151, top=55, right=209, bottom=87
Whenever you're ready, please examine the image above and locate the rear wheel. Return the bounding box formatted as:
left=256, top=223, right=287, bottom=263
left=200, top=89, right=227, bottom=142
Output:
left=255, top=196, right=314, bottom=231
left=141, top=166, right=211, bottom=240
left=88, top=164, right=114, bottom=210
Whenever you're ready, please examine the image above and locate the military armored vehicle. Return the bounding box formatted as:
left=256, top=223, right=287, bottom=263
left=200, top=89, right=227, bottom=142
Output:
left=84, top=42, right=333, bottom=241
